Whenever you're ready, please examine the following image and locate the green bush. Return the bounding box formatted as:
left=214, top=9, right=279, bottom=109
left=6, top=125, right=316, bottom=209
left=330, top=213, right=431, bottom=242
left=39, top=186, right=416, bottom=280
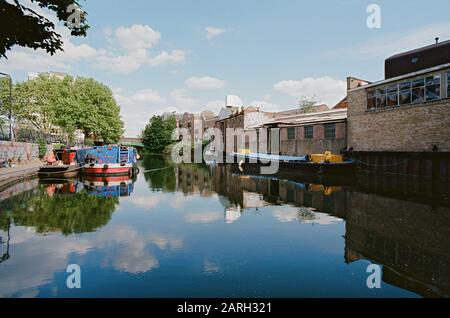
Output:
left=38, top=139, right=47, bottom=159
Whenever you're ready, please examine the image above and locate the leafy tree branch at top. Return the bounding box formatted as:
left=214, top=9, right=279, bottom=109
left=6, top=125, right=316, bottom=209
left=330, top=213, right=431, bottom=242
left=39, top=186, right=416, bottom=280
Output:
left=0, top=0, right=89, bottom=58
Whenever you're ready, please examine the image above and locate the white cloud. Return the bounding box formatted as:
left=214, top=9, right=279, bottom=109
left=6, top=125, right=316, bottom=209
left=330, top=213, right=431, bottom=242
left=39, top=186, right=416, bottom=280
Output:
left=184, top=211, right=223, bottom=224
left=147, top=50, right=186, bottom=66
left=185, top=76, right=226, bottom=89
left=205, top=100, right=225, bottom=112
left=169, top=88, right=199, bottom=109
left=129, top=89, right=165, bottom=104
left=205, top=26, right=226, bottom=40
left=0, top=23, right=185, bottom=74
left=344, top=22, right=450, bottom=58
left=115, top=24, right=161, bottom=51
left=115, top=87, right=210, bottom=137
left=274, top=76, right=346, bottom=107
left=249, top=100, right=282, bottom=112
left=0, top=26, right=98, bottom=72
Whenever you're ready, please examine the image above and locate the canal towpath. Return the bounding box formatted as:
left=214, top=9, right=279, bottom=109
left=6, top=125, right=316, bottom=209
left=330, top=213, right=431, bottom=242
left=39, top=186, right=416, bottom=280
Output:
left=0, top=162, right=42, bottom=191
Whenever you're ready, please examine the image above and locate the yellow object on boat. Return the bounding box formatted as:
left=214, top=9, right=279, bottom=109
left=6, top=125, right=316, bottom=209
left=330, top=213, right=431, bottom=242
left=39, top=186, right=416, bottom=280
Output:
left=310, top=151, right=344, bottom=163
left=239, top=148, right=252, bottom=155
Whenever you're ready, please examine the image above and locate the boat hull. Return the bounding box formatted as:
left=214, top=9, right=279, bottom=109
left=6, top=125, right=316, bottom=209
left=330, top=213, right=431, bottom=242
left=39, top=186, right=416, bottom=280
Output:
left=82, top=163, right=135, bottom=177
left=38, top=165, right=81, bottom=179
left=229, top=153, right=357, bottom=176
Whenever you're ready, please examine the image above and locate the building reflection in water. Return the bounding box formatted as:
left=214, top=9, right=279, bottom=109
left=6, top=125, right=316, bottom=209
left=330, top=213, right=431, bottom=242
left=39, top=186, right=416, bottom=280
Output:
left=175, top=163, right=450, bottom=298
left=1, top=158, right=449, bottom=297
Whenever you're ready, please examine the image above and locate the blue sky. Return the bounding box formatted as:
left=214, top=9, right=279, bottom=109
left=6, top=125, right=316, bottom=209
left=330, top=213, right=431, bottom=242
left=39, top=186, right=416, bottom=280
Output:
left=1, top=0, right=450, bottom=136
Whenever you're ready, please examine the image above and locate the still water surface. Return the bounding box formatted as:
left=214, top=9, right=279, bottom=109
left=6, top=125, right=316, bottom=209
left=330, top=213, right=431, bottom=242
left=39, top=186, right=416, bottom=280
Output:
left=0, top=155, right=449, bottom=298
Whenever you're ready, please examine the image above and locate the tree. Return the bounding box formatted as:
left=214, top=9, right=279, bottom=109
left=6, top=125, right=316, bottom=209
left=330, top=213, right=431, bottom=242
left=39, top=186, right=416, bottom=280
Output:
left=298, top=96, right=317, bottom=113
left=12, top=75, right=124, bottom=144
left=13, top=74, right=63, bottom=134
left=0, top=77, right=11, bottom=129
left=69, top=78, right=124, bottom=143
left=143, top=115, right=177, bottom=153
left=0, top=0, right=89, bottom=58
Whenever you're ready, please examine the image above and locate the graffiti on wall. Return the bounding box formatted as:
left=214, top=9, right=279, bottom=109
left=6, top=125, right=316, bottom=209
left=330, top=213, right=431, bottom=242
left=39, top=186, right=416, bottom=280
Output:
left=0, top=141, right=39, bottom=164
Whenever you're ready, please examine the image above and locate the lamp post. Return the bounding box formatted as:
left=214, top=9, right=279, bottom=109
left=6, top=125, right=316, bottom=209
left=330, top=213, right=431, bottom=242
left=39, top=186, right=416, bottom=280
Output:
left=0, top=72, right=13, bottom=142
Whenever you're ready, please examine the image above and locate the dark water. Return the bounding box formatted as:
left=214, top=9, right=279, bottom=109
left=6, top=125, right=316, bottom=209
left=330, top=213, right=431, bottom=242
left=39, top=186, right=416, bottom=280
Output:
left=0, top=155, right=449, bottom=298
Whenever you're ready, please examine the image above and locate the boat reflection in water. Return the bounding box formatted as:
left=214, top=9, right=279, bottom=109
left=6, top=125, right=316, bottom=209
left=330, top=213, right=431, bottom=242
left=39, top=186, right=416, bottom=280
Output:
left=175, top=163, right=450, bottom=298
left=83, top=176, right=135, bottom=198
left=39, top=176, right=136, bottom=199
left=0, top=155, right=449, bottom=298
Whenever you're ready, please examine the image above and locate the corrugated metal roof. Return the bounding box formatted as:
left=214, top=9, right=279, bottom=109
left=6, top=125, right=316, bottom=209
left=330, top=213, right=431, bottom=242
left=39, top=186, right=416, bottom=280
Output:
left=247, top=108, right=347, bottom=129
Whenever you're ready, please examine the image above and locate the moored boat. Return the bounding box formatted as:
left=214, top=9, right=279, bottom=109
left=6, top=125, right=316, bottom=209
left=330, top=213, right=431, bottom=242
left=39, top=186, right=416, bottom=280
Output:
left=38, top=165, right=81, bottom=179
left=38, top=149, right=82, bottom=179
left=230, top=151, right=357, bottom=175
left=77, top=145, right=139, bottom=177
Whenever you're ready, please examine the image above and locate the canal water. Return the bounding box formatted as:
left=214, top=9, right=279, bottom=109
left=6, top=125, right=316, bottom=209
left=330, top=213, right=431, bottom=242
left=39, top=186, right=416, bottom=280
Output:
left=0, top=155, right=449, bottom=298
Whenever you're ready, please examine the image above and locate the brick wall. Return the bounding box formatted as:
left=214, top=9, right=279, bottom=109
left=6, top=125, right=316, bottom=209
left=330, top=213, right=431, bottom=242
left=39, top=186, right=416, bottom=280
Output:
left=280, top=123, right=347, bottom=156
left=348, top=73, right=450, bottom=152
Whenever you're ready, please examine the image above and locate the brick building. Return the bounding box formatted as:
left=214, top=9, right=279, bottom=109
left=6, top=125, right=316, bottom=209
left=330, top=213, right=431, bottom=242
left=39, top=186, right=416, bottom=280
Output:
left=216, top=106, right=274, bottom=153
left=261, top=108, right=348, bottom=156
left=347, top=39, right=450, bottom=179
left=178, top=111, right=217, bottom=143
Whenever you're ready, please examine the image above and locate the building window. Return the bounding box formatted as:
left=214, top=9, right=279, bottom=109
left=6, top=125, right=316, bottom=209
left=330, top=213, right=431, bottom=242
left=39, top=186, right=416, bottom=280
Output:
left=447, top=72, right=450, bottom=98
left=399, top=81, right=411, bottom=105
left=375, top=88, right=386, bottom=108
left=324, top=124, right=336, bottom=140
left=387, top=84, right=399, bottom=107
left=425, top=75, right=440, bottom=101
left=367, top=72, right=444, bottom=110
left=411, top=78, right=425, bottom=104
left=367, top=90, right=376, bottom=110
left=304, top=126, right=314, bottom=139
left=287, top=127, right=296, bottom=140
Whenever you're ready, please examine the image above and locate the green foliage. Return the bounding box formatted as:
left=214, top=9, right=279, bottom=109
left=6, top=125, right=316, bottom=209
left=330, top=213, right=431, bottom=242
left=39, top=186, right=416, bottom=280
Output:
left=0, top=0, right=89, bottom=58
left=69, top=78, right=124, bottom=143
left=12, top=74, right=124, bottom=144
left=14, top=74, right=63, bottom=134
left=8, top=188, right=118, bottom=236
left=0, top=77, right=12, bottom=118
left=298, top=96, right=318, bottom=113
left=142, top=154, right=176, bottom=192
left=52, top=143, right=64, bottom=151
left=143, top=115, right=177, bottom=153
left=38, top=139, right=47, bottom=159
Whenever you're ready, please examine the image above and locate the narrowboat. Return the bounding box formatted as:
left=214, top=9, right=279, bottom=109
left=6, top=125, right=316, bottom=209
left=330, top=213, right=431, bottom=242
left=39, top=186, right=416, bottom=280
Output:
left=77, top=145, right=139, bottom=177
left=83, top=176, right=135, bottom=197
left=230, top=151, right=357, bottom=175
left=38, top=149, right=82, bottom=179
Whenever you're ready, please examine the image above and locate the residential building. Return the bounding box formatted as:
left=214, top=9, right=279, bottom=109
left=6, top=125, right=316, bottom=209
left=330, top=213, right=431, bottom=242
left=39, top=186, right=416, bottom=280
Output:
left=347, top=39, right=450, bottom=179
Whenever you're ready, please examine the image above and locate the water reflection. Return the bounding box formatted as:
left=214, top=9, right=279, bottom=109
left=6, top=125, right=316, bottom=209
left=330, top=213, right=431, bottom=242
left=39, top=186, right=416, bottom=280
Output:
left=0, top=155, right=449, bottom=298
